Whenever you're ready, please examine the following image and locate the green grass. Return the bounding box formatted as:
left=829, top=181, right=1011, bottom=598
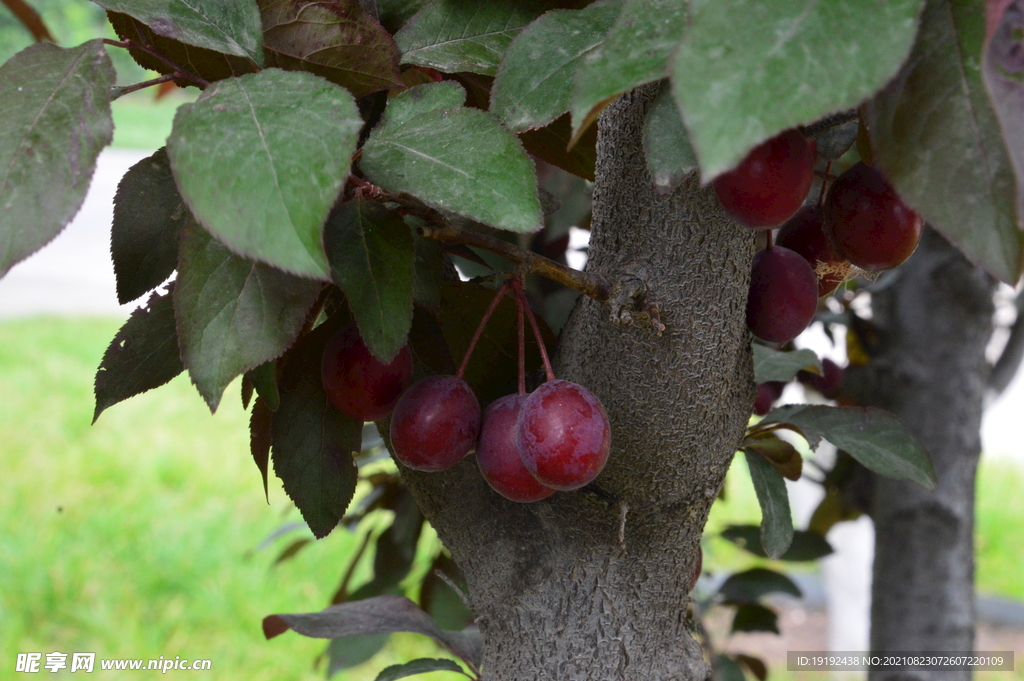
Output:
left=976, top=458, right=1024, bottom=600
left=111, top=90, right=198, bottom=150
left=0, top=317, right=460, bottom=680
left=1, top=317, right=1022, bottom=680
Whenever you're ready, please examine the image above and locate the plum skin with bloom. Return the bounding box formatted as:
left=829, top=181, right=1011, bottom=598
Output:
left=476, top=394, right=556, bottom=503
left=516, top=380, right=611, bottom=491
left=712, top=129, right=816, bottom=229
left=321, top=323, right=412, bottom=422
left=390, top=375, right=481, bottom=472
left=746, top=246, right=819, bottom=344
left=824, top=162, right=922, bottom=271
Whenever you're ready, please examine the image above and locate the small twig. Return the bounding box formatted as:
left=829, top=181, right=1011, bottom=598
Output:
left=110, top=73, right=177, bottom=100
left=103, top=38, right=211, bottom=88
left=817, top=160, right=834, bottom=207
left=800, top=109, right=859, bottom=139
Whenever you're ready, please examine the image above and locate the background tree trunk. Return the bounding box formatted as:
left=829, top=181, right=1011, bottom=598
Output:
left=849, top=228, right=995, bottom=681
left=397, top=85, right=757, bottom=680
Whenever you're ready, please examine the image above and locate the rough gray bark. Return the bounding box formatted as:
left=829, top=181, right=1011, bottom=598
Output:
left=398, top=85, right=756, bottom=679
left=849, top=229, right=995, bottom=681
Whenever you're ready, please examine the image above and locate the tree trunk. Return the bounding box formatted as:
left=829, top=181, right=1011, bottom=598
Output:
left=850, top=228, right=995, bottom=681
left=398, top=85, right=757, bottom=679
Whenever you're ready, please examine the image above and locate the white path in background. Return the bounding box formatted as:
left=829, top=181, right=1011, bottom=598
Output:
left=0, top=149, right=151, bottom=319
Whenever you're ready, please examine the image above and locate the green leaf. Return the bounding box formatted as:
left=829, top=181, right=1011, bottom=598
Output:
left=742, top=432, right=802, bottom=481
left=272, top=320, right=362, bottom=539
left=723, top=525, right=833, bottom=562
left=866, top=0, right=1023, bottom=284
left=571, top=0, right=687, bottom=138
left=744, top=450, right=793, bottom=560
left=395, top=0, right=549, bottom=76
left=983, top=0, right=1024, bottom=219
left=361, top=489, right=424, bottom=595
left=762, top=404, right=937, bottom=491
left=718, top=567, right=802, bottom=604
left=491, top=0, right=623, bottom=132
left=0, top=40, right=114, bottom=278
left=752, top=345, right=821, bottom=384
left=250, top=397, right=273, bottom=502
left=327, top=635, right=389, bottom=675
left=362, top=84, right=542, bottom=233
left=375, top=658, right=465, bottom=681
left=412, top=230, right=445, bottom=312
left=259, top=0, right=404, bottom=98
left=247, top=360, right=280, bottom=411
left=174, top=221, right=323, bottom=412
left=714, top=655, right=748, bottom=681
left=672, top=0, right=925, bottom=181
left=731, top=603, right=779, bottom=634
left=94, top=0, right=264, bottom=65
left=326, top=200, right=415, bottom=363
left=93, top=287, right=183, bottom=423
left=107, top=12, right=256, bottom=85
left=167, top=69, right=361, bottom=280
left=519, top=113, right=597, bottom=180
left=377, top=0, right=429, bottom=33
left=722, top=525, right=833, bottom=561
left=111, top=148, right=186, bottom=305
left=642, top=81, right=697, bottom=194
left=379, top=80, right=466, bottom=128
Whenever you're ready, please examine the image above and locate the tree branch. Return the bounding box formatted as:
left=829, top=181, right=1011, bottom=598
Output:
left=419, top=220, right=609, bottom=302
left=346, top=176, right=610, bottom=302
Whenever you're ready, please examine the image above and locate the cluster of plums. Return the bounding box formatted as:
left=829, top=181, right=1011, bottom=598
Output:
left=319, top=323, right=611, bottom=503
left=714, top=129, right=923, bottom=344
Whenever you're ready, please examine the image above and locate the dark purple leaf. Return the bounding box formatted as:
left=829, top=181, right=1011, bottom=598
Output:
left=263, top=594, right=482, bottom=666
left=111, top=148, right=185, bottom=304
left=375, top=658, right=466, bottom=681
left=272, top=320, right=362, bottom=539
left=731, top=603, right=779, bottom=634
left=250, top=398, right=272, bottom=502
left=94, top=288, right=183, bottom=423
left=259, top=0, right=404, bottom=98
left=718, top=567, right=802, bottom=605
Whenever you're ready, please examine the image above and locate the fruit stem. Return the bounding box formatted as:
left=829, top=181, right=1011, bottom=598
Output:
left=455, top=280, right=510, bottom=381
left=516, top=280, right=526, bottom=395
left=110, top=73, right=177, bottom=100
left=765, top=230, right=774, bottom=249
left=817, top=160, right=834, bottom=208
left=511, top=279, right=556, bottom=383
